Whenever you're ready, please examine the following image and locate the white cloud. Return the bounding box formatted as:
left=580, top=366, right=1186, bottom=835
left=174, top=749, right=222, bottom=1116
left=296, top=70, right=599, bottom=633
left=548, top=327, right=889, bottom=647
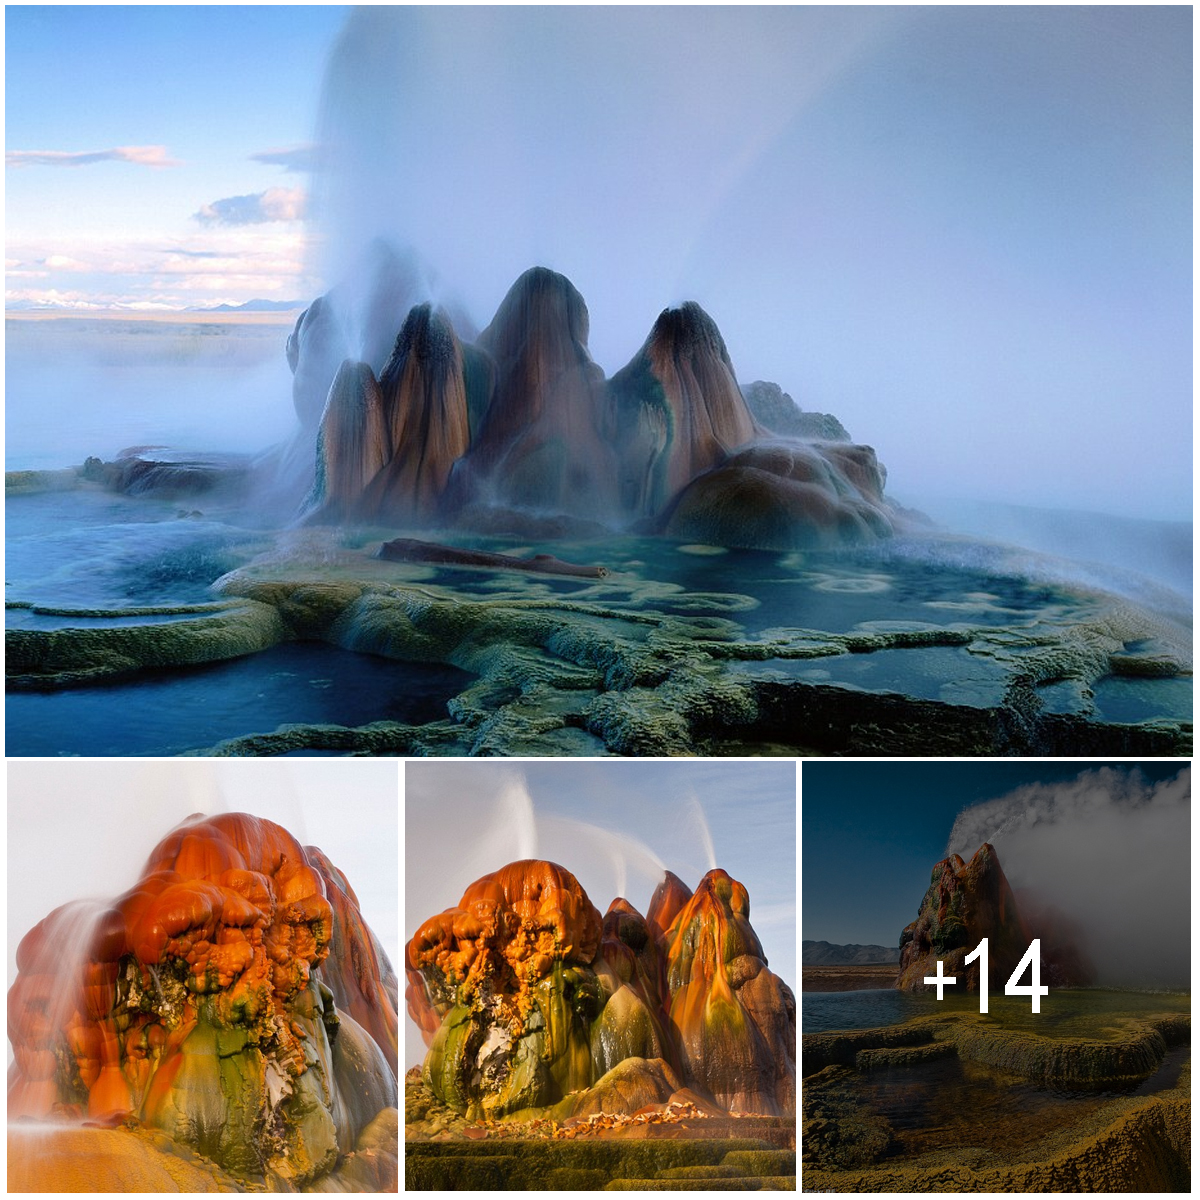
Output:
left=946, top=766, right=1190, bottom=988
left=42, top=255, right=92, bottom=271
left=194, top=186, right=307, bottom=227
left=6, top=145, right=180, bottom=169
left=6, top=229, right=321, bottom=311
left=4, top=287, right=109, bottom=310
left=251, top=144, right=320, bottom=173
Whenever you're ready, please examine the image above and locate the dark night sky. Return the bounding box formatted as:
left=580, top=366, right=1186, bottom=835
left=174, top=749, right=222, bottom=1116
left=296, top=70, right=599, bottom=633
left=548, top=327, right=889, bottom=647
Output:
left=802, top=761, right=1184, bottom=948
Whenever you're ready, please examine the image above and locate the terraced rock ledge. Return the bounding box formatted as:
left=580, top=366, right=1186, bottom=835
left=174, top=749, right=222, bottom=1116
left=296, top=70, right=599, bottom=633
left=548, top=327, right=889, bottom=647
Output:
left=407, top=1139, right=797, bottom=1191
left=6, top=540, right=1192, bottom=756
left=802, top=1011, right=1190, bottom=1192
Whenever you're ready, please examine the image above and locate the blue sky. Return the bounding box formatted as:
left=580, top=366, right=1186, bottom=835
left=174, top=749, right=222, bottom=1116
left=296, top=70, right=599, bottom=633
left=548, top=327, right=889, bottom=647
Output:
left=5, top=5, right=1191, bottom=518
left=802, top=761, right=1186, bottom=949
left=6, top=5, right=345, bottom=309
left=404, top=760, right=796, bottom=1070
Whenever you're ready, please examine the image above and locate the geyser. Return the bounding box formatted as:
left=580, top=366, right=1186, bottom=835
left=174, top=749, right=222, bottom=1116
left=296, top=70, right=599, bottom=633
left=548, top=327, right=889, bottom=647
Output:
left=896, top=841, right=1093, bottom=993
left=405, top=858, right=795, bottom=1120
left=7, top=811, right=398, bottom=1191
left=943, top=766, right=1191, bottom=990
left=277, top=252, right=901, bottom=548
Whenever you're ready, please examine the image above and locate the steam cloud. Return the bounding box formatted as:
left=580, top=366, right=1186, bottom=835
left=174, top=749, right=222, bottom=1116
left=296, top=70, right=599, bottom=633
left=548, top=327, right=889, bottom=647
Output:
left=946, top=767, right=1190, bottom=989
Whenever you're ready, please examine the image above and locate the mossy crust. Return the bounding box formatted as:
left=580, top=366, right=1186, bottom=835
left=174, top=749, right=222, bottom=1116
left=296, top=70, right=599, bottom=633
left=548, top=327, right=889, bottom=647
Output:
left=404, top=1137, right=793, bottom=1190
left=803, top=1015, right=1190, bottom=1193
left=7, top=544, right=1190, bottom=756
left=656, top=1163, right=746, bottom=1178
left=805, top=1012, right=1188, bottom=1088
left=7, top=600, right=285, bottom=689
left=855, top=1042, right=957, bottom=1071
left=802, top=1090, right=1189, bottom=1192
left=605, top=1179, right=796, bottom=1191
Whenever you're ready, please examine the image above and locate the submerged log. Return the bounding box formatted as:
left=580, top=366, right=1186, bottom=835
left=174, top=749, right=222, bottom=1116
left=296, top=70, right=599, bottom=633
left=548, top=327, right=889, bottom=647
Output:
left=376, top=536, right=608, bottom=578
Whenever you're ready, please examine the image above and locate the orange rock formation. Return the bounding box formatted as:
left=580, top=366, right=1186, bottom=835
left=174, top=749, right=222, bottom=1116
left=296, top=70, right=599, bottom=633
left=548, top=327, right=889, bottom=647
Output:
left=406, top=859, right=795, bottom=1120
left=7, top=812, right=398, bottom=1190
left=407, top=859, right=603, bottom=1041
left=310, top=360, right=389, bottom=520
left=663, top=869, right=796, bottom=1115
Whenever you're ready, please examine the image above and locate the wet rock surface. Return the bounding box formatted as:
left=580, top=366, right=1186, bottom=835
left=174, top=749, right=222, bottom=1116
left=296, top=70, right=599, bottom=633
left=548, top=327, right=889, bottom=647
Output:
left=608, top=301, right=758, bottom=517
left=740, top=381, right=850, bottom=442
left=73, top=263, right=903, bottom=552
left=660, top=440, right=895, bottom=551
left=802, top=1012, right=1190, bottom=1192
left=7, top=812, right=398, bottom=1191
left=451, top=267, right=620, bottom=524
left=4, top=493, right=1191, bottom=757
left=405, top=860, right=795, bottom=1129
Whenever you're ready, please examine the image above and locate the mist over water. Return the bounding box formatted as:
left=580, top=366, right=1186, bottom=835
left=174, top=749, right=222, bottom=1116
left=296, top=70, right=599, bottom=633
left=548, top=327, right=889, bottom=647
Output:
left=7, top=7, right=1189, bottom=583
left=5, top=319, right=296, bottom=471
left=945, top=766, right=1190, bottom=990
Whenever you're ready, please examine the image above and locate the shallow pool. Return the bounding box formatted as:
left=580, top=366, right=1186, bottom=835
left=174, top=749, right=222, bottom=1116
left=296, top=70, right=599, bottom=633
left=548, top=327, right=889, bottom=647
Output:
left=802, top=987, right=1191, bottom=1035
left=6, top=642, right=473, bottom=756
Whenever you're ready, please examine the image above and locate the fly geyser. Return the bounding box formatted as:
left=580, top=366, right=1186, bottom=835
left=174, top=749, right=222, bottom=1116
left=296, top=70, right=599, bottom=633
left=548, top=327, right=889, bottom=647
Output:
left=405, top=860, right=796, bottom=1125
left=10, top=246, right=1190, bottom=760
left=279, top=260, right=898, bottom=547
left=7, top=813, right=399, bottom=1192
left=896, top=842, right=1094, bottom=993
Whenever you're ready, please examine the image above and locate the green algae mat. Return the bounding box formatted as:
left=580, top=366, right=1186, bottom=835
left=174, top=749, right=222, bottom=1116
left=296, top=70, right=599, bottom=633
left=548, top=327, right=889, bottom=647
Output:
left=802, top=1006, right=1191, bottom=1192
left=405, top=1138, right=796, bottom=1190
left=6, top=486, right=1191, bottom=756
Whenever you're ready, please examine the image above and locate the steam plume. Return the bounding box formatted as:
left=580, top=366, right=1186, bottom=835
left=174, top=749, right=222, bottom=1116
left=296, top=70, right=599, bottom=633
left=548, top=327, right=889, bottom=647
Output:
left=946, top=767, right=1190, bottom=989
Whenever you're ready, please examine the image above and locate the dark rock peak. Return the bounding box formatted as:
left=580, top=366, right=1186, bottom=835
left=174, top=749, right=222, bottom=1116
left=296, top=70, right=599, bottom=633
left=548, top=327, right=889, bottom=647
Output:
left=478, top=266, right=592, bottom=359
left=897, top=842, right=1052, bottom=992
left=605, top=896, right=646, bottom=921
left=741, top=380, right=851, bottom=442
left=647, top=300, right=732, bottom=364
left=382, top=304, right=459, bottom=377
left=348, top=239, right=431, bottom=372
left=647, top=870, right=694, bottom=940
left=602, top=899, right=652, bottom=953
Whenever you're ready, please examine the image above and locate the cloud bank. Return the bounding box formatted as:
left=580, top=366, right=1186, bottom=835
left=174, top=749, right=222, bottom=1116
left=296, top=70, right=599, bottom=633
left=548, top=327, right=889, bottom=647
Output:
left=195, top=186, right=307, bottom=227
left=946, top=766, right=1190, bottom=989
left=6, top=229, right=317, bottom=311
left=6, top=144, right=180, bottom=169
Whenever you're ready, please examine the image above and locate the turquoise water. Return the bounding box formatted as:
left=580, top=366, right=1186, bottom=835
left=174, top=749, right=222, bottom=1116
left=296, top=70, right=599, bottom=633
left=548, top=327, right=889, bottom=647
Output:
left=5, top=489, right=1192, bottom=754
left=1092, top=675, right=1194, bottom=724
left=5, top=489, right=1091, bottom=635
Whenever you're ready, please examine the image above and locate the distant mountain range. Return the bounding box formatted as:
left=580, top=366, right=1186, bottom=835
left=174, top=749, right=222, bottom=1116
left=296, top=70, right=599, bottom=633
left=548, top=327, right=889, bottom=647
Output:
left=7, top=298, right=306, bottom=314
left=189, top=299, right=307, bottom=313
left=803, top=940, right=899, bottom=965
